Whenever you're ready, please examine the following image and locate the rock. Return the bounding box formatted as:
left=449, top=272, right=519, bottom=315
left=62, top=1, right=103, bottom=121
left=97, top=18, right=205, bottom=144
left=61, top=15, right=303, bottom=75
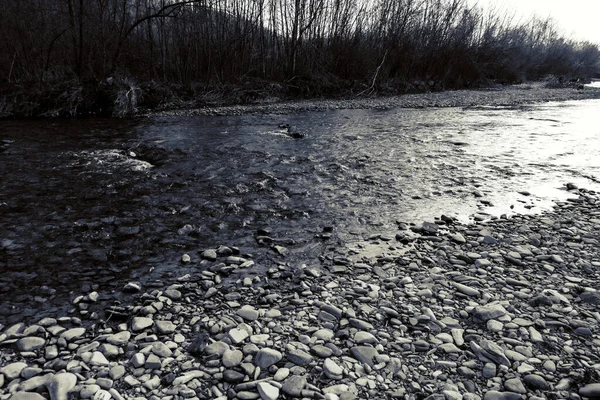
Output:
left=482, top=363, right=496, bottom=378
left=10, top=393, right=47, bottom=400
left=354, top=331, right=377, bottom=344
left=580, top=291, right=600, bottom=305
left=152, top=342, right=173, bottom=357
left=287, top=349, right=313, bottom=366
left=155, top=320, right=177, bottom=334
left=60, top=327, right=86, bottom=341
left=523, top=374, right=549, bottom=391
left=472, top=304, right=508, bottom=322
left=504, top=378, right=526, bottom=394
left=46, top=373, right=77, bottom=400
left=323, top=358, right=344, bottom=379
left=255, top=348, right=283, bottom=368
left=202, top=249, right=218, bottom=261
left=131, top=317, right=153, bottom=331
left=453, top=282, right=481, bottom=297
left=257, top=382, right=280, bottom=400
left=237, top=305, right=260, bottom=321
left=580, top=383, right=600, bottom=397
left=483, top=392, right=522, bottom=400
left=123, top=282, right=141, bottom=292
left=0, top=361, right=27, bottom=380
left=471, top=340, right=510, bottom=366
left=350, top=346, right=378, bottom=367
left=222, top=349, right=243, bottom=368
left=145, top=354, right=161, bottom=369
left=17, top=337, right=46, bottom=351
left=106, top=331, right=130, bottom=346
left=89, top=351, right=110, bottom=366
left=228, top=328, right=250, bottom=344
left=223, top=370, right=246, bottom=383
left=282, top=375, right=307, bottom=397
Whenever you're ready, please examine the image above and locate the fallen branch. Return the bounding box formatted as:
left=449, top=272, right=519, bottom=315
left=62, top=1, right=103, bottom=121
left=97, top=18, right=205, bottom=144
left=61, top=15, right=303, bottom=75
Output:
left=358, top=50, right=388, bottom=97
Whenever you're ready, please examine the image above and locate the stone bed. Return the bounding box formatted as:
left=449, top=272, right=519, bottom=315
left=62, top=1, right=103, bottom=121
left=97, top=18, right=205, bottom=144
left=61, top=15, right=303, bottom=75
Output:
left=1, top=184, right=600, bottom=400
left=151, top=83, right=600, bottom=117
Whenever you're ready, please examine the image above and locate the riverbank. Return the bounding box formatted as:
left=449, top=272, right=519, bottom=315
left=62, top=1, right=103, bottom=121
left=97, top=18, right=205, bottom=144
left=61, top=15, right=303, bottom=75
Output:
left=1, top=185, right=600, bottom=399
left=2, top=79, right=600, bottom=119
left=152, top=82, right=600, bottom=117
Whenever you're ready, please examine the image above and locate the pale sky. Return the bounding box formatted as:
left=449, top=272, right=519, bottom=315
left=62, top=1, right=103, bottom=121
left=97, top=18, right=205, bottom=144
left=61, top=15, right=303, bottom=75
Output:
left=471, top=0, right=600, bottom=44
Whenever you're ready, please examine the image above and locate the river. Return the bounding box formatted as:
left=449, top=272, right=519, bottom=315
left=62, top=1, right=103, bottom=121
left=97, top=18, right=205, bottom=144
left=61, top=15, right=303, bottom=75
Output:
left=1, top=98, right=600, bottom=323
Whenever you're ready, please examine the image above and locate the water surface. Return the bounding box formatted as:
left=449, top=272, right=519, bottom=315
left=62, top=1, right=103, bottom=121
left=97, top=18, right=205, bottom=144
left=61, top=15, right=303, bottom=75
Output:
left=1, top=99, right=599, bottom=322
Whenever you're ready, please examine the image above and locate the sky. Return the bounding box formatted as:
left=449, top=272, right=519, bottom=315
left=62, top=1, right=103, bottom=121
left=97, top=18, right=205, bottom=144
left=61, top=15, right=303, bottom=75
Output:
left=471, top=0, right=600, bottom=44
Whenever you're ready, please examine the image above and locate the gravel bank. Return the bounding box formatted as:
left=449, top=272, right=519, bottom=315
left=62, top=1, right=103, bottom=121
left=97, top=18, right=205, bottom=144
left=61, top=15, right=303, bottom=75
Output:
left=151, top=84, right=600, bottom=117
left=1, top=185, right=600, bottom=399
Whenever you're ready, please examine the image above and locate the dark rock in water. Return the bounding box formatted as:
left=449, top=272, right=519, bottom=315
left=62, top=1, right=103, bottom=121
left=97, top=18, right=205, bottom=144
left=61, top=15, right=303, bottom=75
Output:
left=289, top=131, right=306, bottom=139
left=189, top=331, right=211, bottom=357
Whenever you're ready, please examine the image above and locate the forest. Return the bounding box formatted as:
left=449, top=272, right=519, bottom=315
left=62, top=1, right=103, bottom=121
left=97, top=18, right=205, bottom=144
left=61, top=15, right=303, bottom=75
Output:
left=1, top=0, right=599, bottom=117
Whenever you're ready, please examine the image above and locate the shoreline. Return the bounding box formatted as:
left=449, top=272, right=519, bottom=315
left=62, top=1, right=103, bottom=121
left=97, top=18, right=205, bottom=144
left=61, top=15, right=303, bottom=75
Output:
left=1, top=186, right=600, bottom=399
left=149, top=83, right=600, bottom=118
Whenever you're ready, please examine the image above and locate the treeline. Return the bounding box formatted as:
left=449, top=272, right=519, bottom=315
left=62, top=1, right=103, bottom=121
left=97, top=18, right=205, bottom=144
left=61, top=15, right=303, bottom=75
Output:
left=1, top=0, right=599, bottom=117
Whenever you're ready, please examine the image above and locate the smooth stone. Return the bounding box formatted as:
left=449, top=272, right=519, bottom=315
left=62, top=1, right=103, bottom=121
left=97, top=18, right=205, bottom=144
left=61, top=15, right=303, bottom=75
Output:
left=350, top=346, right=378, bottom=367
left=89, top=351, right=110, bottom=366
left=17, top=337, right=46, bottom=352
left=472, top=305, right=508, bottom=321
left=504, top=378, right=526, bottom=394
left=131, top=317, right=153, bottom=331
left=580, top=383, right=600, bottom=397
left=1, top=361, right=27, bottom=380
left=483, top=392, right=522, bottom=400
left=152, top=342, right=173, bottom=357
left=313, top=329, right=335, bottom=341
left=223, top=370, right=245, bottom=383
left=282, top=375, right=307, bottom=397
left=354, top=331, right=377, bottom=344
left=229, top=328, right=250, bottom=344
left=523, top=374, right=549, bottom=391
left=10, top=393, right=47, bottom=400
left=205, top=341, right=230, bottom=356
left=106, top=331, right=130, bottom=346
left=93, top=390, right=112, bottom=400
left=145, top=354, right=161, bottom=369
left=155, top=320, right=177, bottom=334
left=237, top=305, right=260, bottom=321
left=60, top=328, right=86, bottom=341
left=323, top=358, right=344, bottom=379
left=287, top=349, right=313, bottom=366
left=311, top=344, right=334, bottom=358
left=274, top=368, right=290, bottom=381
left=46, top=373, right=77, bottom=400
left=80, top=384, right=100, bottom=398
left=453, top=282, right=481, bottom=297
left=257, top=382, right=279, bottom=400
left=255, top=348, right=283, bottom=368
left=222, top=349, right=243, bottom=368
left=20, top=374, right=51, bottom=392
left=438, top=343, right=461, bottom=353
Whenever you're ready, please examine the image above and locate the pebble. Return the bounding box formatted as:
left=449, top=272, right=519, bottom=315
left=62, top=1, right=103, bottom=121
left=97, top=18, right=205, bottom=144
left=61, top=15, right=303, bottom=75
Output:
left=255, top=348, right=283, bottom=368
left=257, top=382, right=280, bottom=400
left=2, top=188, right=600, bottom=400
left=131, top=317, right=153, bottom=331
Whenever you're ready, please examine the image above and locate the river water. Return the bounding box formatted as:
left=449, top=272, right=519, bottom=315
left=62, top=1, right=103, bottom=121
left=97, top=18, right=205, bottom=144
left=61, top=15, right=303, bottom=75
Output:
left=1, top=99, right=600, bottom=322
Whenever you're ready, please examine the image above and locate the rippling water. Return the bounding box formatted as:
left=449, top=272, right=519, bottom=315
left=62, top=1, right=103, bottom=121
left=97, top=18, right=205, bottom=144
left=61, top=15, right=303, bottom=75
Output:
left=1, top=99, right=599, bottom=321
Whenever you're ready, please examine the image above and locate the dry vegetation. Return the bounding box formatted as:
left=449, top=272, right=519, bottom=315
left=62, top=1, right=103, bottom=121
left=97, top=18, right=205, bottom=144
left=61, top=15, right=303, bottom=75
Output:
left=0, top=0, right=599, bottom=117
